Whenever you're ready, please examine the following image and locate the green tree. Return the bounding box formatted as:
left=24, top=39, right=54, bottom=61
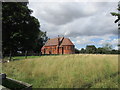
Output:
left=102, top=43, right=113, bottom=51
left=111, top=1, right=120, bottom=29
left=97, top=43, right=113, bottom=54
left=75, top=48, right=80, bottom=54
left=2, top=2, right=47, bottom=59
left=86, top=45, right=97, bottom=54
left=34, top=31, right=48, bottom=55
left=97, top=47, right=106, bottom=54
left=111, top=49, right=118, bottom=54
left=80, top=48, right=86, bottom=53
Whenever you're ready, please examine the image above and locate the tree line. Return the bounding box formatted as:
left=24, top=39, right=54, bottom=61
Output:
left=2, top=2, right=48, bottom=59
left=75, top=44, right=119, bottom=54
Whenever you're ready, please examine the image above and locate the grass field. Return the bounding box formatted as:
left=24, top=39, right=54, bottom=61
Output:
left=3, top=56, right=41, bottom=61
left=2, top=54, right=119, bottom=88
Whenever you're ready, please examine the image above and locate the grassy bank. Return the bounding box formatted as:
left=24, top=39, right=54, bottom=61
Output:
left=2, top=54, right=119, bottom=88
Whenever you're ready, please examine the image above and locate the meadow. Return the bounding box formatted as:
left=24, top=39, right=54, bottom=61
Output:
left=2, top=54, right=119, bottom=88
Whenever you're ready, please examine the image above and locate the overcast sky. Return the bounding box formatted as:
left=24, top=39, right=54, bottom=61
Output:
left=28, top=0, right=119, bottom=50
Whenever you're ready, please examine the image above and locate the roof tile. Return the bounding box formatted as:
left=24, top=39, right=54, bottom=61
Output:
left=44, top=37, right=74, bottom=46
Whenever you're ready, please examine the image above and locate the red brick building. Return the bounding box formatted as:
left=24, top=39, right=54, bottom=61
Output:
left=41, top=37, right=75, bottom=54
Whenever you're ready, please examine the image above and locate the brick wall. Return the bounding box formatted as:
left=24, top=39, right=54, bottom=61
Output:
left=41, top=45, right=75, bottom=54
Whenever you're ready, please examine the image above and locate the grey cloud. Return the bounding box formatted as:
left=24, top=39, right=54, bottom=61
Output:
left=28, top=2, right=118, bottom=38
left=59, top=14, right=118, bottom=38
left=29, top=2, right=98, bottom=25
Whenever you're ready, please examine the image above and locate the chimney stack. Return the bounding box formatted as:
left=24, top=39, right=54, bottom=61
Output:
left=58, top=35, right=60, bottom=46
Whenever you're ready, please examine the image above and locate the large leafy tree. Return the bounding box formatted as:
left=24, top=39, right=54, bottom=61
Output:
left=34, top=31, right=48, bottom=54
left=2, top=2, right=47, bottom=57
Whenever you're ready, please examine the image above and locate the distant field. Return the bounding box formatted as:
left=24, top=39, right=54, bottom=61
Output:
left=2, top=54, right=119, bottom=88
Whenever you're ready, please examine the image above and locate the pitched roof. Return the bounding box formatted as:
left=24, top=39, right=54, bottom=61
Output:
left=44, top=37, right=74, bottom=46
left=60, top=38, right=74, bottom=46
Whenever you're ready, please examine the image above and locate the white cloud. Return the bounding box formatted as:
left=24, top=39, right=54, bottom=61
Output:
left=98, top=38, right=118, bottom=46
left=70, top=34, right=118, bottom=49
left=28, top=2, right=118, bottom=37
left=114, top=46, right=118, bottom=50
left=28, top=1, right=118, bottom=49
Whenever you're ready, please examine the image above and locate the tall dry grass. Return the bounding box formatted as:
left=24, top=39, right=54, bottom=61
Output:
left=2, top=54, right=118, bottom=88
